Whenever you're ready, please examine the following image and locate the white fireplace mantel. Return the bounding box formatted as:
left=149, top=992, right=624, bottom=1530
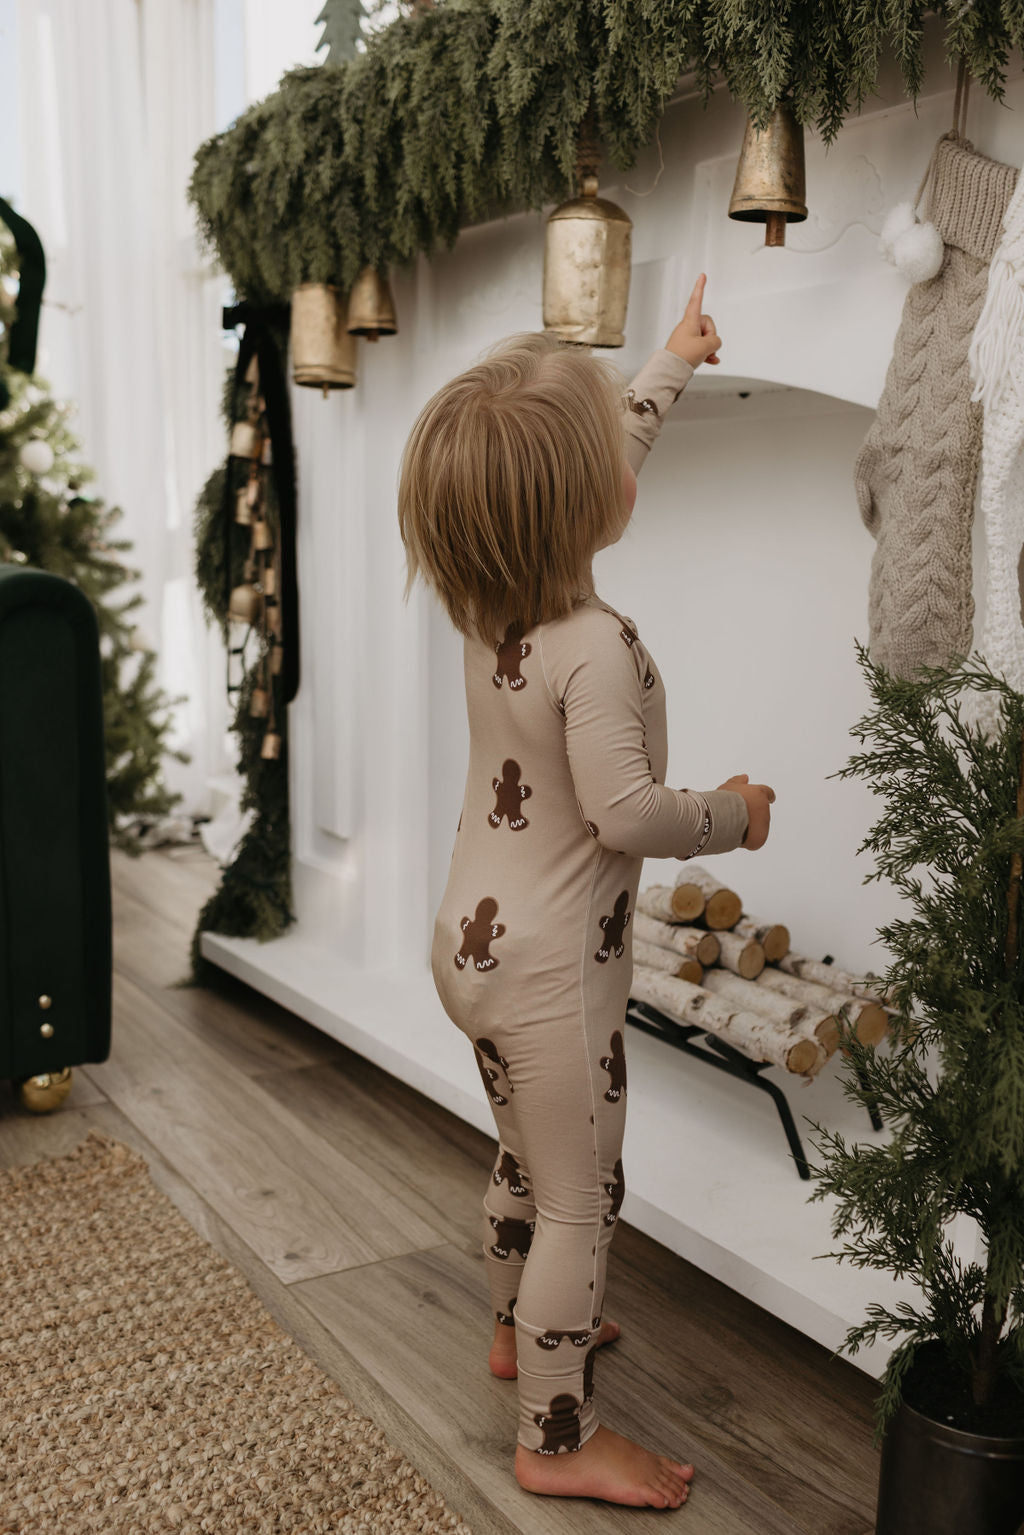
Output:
left=204, top=26, right=1023, bottom=1383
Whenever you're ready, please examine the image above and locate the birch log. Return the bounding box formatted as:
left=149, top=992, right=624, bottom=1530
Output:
left=637, top=885, right=696, bottom=924
left=733, top=914, right=790, bottom=961
left=629, top=965, right=825, bottom=1078
left=698, top=968, right=839, bottom=1057
left=662, top=878, right=704, bottom=922
left=633, top=910, right=721, bottom=965
left=708, top=928, right=766, bottom=979
left=755, top=968, right=888, bottom=1046
left=776, top=951, right=894, bottom=1008
left=634, top=938, right=703, bottom=984
left=672, top=865, right=741, bottom=928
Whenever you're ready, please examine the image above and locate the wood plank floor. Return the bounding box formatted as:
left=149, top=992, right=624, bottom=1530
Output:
left=0, top=845, right=881, bottom=1533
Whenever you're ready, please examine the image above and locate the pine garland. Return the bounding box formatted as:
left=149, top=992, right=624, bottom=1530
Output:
left=187, top=326, right=295, bottom=988
left=805, top=639, right=1024, bottom=1444
left=189, top=1, right=1024, bottom=305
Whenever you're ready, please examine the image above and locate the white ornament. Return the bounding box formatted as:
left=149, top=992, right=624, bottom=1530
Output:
left=878, top=199, right=944, bottom=283
left=19, top=438, right=55, bottom=475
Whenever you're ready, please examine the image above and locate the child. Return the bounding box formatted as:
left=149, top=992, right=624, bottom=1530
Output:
left=397, top=274, right=775, bottom=1511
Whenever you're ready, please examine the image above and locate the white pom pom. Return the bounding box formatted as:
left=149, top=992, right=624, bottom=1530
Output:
left=893, top=220, right=944, bottom=283
left=879, top=201, right=918, bottom=259
left=18, top=438, right=55, bottom=475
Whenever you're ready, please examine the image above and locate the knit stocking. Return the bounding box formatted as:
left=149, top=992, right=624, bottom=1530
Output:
left=854, top=135, right=1017, bottom=682
left=959, top=157, right=1024, bottom=740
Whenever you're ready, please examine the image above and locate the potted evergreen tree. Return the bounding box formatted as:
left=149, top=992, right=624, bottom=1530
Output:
left=803, top=640, right=1024, bottom=1535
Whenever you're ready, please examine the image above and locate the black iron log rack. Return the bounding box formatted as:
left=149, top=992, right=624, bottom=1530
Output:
left=624, top=954, right=885, bottom=1181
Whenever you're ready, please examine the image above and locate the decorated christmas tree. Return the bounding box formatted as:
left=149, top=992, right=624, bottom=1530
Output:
left=806, top=639, right=1024, bottom=1444
left=0, top=216, right=188, bottom=852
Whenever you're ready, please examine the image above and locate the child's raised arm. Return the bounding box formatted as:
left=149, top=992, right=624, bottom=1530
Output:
left=621, top=273, right=722, bottom=477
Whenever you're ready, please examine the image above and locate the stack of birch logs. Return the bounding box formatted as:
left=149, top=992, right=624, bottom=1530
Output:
left=630, top=865, right=895, bottom=1082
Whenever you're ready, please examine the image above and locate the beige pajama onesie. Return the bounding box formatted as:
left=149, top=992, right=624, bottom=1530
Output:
left=430, top=347, right=750, bottom=1455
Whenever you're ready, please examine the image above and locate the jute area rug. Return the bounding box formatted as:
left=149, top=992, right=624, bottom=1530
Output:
left=0, top=1130, right=474, bottom=1534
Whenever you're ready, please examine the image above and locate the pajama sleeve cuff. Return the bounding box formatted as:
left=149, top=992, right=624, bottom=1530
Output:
left=622, top=348, right=696, bottom=475
left=677, top=788, right=750, bottom=857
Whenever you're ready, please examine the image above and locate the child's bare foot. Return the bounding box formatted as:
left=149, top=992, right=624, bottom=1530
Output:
left=515, top=1422, right=694, bottom=1508
left=488, top=1318, right=621, bottom=1379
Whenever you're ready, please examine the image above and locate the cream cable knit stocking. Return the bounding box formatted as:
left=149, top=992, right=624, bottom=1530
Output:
left=959, top=159, right=1024, bottom=741
left=854, top=135, right=1018, bottom=682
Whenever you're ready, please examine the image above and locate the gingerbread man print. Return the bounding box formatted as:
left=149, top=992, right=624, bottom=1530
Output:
left=493, top=625, right=531, bottom=690
left=489, top=759, right=532, bottom=830
left=475, top=1038, right=514, bottom=1104
left=496, top=1297, right=518, bottom=1327
left=455, top=897, right=505, bottom=971
left=489, top=1214, right=535, bottom=1260
left=534, top=1394, right=583, bottom=1454
left=595, top=891, right=631, bottom=962
left=536, top=1328, right=593, bottom=1350
left=493, top=1149, right=529, bottom=1197
left=603, top=1157, right=625, bottom=1226
left=600, top=1029, right=627, bottom=1102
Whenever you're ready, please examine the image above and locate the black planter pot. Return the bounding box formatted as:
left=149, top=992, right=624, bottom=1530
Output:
left=875, top=1341, right=1024, bottom=1535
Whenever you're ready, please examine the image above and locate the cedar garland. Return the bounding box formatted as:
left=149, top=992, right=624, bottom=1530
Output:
left=188, top=1, right=1024, bottom=305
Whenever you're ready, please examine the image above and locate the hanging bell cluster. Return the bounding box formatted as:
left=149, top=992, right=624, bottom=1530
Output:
left=226, top=352, right=285, bottom=761
left=289, top=266, right=398, bottom=395
left=728, top=102, right=807, bottom=247
left=543, top=106, right=632, bottom=348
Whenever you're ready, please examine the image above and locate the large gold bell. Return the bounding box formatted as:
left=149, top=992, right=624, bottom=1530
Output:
left=543, top=174, right=632, bottom=348
left=346, top=266, right=398, bottom=342
left=291, top=282, right=357, bottom=391
left=728, top=102, right=807, bottom=247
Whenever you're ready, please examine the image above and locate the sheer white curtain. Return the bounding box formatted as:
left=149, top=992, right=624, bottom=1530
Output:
left=8, top=0, right=230, bottom=847
left=8, top=0, right=325, bottom=850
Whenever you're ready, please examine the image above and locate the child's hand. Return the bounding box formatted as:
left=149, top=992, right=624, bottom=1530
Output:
left=664, top=273, right=721, bottom=368
left=717, top=772, right=775, bottom=851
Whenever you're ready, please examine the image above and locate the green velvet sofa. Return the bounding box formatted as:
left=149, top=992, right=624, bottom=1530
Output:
left=0, top=565, right=111, bottom=1109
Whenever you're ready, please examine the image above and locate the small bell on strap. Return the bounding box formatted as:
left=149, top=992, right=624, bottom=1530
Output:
left=728, top=100, right=807, bottom=247
left=543, top=105, right=632, bottom=348
left=228, top=582, right=263, bottom=624
left=262, top=561, right=276, bottom=598
left=346, top=266, right=398, bottom=342
left=290, top=282, right=357, bottom=392
left=250, top=652, right=270, bottom=718
left=268, top=637, right=284, bottom=675
left=234, top=485, right=253, bottom=526
left=252, top=515, right=274, bottom=552
left=229, top=420, right=262, bottom=460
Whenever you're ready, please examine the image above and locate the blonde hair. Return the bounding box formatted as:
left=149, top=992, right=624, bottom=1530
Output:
left=397, top=331, right=627, bottom=648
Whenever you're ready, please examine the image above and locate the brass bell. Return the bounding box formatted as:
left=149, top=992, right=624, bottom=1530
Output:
left=260, top=730, right=283, bottom=760
left=728, top=102, right=807, bottom=247
left=250, top=686, right=269, bottom=718
left=268, top=640, right=284, bottom=675
left=543, top=173, right=632, bottom=348
left=290, top=282, right=357, bottom=390
left=253, top=517, right=274, bottom=551
left=229, top=420, right=262, bottom=459
left=228, top=582, right=263, bottom=624
left=262, top=563, right=277, bottom=597
left=235, top=486, right=253, bottom=526
left=266, top=600, right=283, bottom=638
left=346, top=266, right=398, bottom=342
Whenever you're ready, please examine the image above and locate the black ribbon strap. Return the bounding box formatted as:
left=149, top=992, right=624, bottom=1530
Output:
left=222, top=302, right=300, bottom=707
left=0, top=197, right=46, bottom=375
